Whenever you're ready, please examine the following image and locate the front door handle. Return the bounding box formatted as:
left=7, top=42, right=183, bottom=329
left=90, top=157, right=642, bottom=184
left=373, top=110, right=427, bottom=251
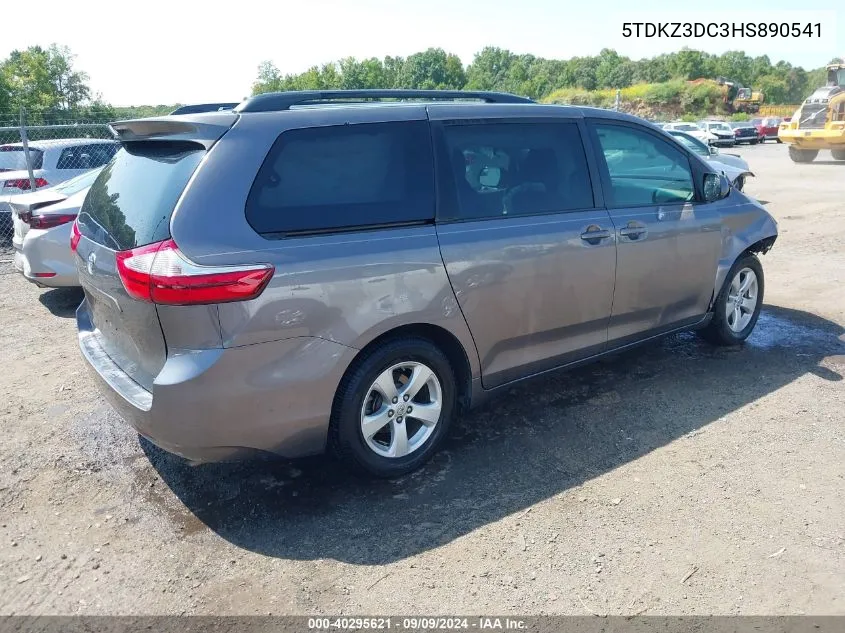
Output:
left=580, top=226, right=612, bottom=245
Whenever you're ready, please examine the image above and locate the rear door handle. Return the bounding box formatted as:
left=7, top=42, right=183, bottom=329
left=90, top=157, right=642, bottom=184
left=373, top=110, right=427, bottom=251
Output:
left=580, top=226, right=612, bottom=244
left=619, top=223, right=648, bottom=240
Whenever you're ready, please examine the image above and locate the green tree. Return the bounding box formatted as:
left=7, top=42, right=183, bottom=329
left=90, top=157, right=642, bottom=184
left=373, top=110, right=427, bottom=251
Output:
left=714, top=51, right=753, bottom=85
left=398, top=48, right=465, bottom=90
left=668, top=48, right=711, bottom=80
left=1, top=44, right=90, bottom=118
left=252, top=60, right=283, bottom=94
left=756, top=74, right=788, bottom=104
left=465, top=47, right=516, bottom=91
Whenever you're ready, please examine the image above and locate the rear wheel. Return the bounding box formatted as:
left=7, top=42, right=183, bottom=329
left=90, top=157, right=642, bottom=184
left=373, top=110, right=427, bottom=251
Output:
left=776, top=138, right=783, bottom=144
left=788, top=147, right=818, bottom=163
left=831, top=149, right=845, bottom=161
left=329, top=337, right=457, bottom=478
left=700, top=254, right=764, bottom=346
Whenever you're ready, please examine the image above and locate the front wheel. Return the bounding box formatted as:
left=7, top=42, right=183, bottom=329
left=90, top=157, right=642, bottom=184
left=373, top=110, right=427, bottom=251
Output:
left=831, top=149, right=845, bottom=161
left=329, top=337, right=457, bottom=478
left=700, top=254, right=764, bottom=346
left=788, top=146, right=818, bottom=163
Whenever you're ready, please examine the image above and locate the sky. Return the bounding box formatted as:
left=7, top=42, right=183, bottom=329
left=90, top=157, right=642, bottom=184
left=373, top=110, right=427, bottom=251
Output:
left=1, top=0, right=841, bottom=106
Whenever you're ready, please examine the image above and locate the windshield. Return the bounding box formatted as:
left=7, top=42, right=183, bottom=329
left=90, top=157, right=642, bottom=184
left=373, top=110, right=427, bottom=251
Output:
left=52, top=167, right=104, bottom=196
left=670, top=132, right=709, bottom=157
left=711, top=123, right=732, bottom=132
left=675, top=124, right=699, bottom=131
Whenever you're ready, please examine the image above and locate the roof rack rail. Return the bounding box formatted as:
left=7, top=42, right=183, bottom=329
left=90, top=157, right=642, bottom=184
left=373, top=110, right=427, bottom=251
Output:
left=235, top=89, right=534, bottom=113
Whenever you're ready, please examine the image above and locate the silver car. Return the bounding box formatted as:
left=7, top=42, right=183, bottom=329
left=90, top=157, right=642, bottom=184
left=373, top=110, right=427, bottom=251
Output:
left=73, top=90, right=778, bottom=477
left=12, top=168, right=102, bottom=287
left=664, top=130, right=754, bottom=191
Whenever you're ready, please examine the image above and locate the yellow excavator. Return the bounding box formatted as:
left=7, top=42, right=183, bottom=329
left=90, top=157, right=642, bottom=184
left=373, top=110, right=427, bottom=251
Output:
left=778, top=62, right=845, bottom=162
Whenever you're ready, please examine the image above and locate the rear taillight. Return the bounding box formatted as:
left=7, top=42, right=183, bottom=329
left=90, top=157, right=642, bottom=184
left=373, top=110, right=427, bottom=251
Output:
left=28, top=213, right=77, bottom=230
left=115, top=239, right=274, bottom=306
left=4, top=177, right=48, bottom=191
left=70, top=221, right=82, bottom=253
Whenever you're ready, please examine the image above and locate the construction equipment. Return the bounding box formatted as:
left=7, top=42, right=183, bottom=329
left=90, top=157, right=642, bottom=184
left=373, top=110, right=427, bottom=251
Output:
left=778, top=62, right=845, bottom=162
left=687, top=77, right=764, bottom=114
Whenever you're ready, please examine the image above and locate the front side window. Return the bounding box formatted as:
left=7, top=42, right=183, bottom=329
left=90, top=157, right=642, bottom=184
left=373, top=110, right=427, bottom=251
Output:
left=246, top=121, right=434, bottom=236
left=594, top=123, right=695, bottom=207
left=440, top=121, right=593, bottom=220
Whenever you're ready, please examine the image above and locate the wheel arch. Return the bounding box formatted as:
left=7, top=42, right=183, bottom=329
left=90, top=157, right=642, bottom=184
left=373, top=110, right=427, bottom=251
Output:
left=341, top=323, right=475, bottom=414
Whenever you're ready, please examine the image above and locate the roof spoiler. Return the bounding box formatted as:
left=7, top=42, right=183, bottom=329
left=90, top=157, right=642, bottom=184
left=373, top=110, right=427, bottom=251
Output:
left=109, top=112, right=238, bottom=149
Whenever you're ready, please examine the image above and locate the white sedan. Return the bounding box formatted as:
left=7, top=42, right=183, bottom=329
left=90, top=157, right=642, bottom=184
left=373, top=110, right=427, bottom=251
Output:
left=0, top=138, right=118, bottom=220
left=662, top=122, right=718, bottom=145
left=11, top=167, right=103, bottom=287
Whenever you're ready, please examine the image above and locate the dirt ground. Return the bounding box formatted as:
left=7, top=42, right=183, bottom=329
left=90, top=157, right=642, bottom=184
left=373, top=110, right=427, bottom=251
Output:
left=1, top=143, right=843, bottom=616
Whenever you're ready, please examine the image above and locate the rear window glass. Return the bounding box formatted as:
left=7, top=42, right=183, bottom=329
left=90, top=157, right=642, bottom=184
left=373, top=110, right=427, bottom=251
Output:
left=78, top=141, right=204, bottom=251
left=246, top=121, right=434, bottom=236
left=56, top=143, right=119, bottom=170
left=0, top=147, right=44, bottom=171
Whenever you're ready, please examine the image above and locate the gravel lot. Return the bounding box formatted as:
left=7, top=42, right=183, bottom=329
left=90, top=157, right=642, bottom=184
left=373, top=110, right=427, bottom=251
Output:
left=1, top=143, right=843, bottom=616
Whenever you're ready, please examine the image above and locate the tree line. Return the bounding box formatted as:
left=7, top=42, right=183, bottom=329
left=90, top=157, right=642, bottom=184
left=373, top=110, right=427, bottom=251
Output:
left=1, top=44, right=840, bottom=128
left=254, top=47, right=839, bottom=105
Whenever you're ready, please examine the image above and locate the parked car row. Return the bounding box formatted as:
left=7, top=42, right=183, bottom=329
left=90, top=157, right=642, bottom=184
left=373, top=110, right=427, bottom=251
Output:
left=660, top=118, right=785, bottom=146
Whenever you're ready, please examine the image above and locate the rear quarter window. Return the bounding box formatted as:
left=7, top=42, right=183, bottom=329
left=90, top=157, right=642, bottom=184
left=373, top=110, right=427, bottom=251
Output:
left=246, top=120, right=435, bottom=236
left=78, top=141, right=205, bottom=251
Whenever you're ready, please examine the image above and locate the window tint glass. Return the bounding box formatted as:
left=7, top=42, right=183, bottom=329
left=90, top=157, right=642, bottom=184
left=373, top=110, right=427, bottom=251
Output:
left=246, top=121, right=434, bottom=235
left=78, top=141, right=205, bottom=251
left=441, top=122, right=593, bottom=220
left=595, top=124, right=695, bottom=207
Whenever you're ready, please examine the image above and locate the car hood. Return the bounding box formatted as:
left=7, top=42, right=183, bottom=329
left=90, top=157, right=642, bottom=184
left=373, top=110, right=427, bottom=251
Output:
left=708, top=159, right=752, bottom=182
left=708, top=153, right=749, bottom=171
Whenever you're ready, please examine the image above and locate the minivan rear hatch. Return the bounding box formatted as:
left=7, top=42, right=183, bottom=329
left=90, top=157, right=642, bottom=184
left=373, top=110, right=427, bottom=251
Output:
left=74, top=115, right=235, bottom=391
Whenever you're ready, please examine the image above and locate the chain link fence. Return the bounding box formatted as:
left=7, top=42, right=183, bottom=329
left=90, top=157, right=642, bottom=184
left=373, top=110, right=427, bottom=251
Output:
left=0, top=110, right=115, bottom=268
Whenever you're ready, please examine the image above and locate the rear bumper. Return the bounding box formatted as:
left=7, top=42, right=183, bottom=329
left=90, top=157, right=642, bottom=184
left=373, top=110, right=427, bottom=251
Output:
left=77, top=298, right=359, bottom=462
left=14, top=224, right=79, bottom=288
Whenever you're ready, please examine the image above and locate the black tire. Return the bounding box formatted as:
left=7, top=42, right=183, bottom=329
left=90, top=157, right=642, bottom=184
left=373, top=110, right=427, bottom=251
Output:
left=750, top=139, right=758, bottom=145
left=788, top=146, right=818, bottom=163
left=776, top=138, right=783, bottom=144
left=328, top=337, right=457, bottom=478
left=700, top=253, right=764, bottom=346
left=832, top=149, right=845, bottom=161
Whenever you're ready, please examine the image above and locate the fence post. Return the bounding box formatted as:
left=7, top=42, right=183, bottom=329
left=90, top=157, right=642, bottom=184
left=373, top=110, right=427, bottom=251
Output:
left=19, top=106, right=37, bottom=191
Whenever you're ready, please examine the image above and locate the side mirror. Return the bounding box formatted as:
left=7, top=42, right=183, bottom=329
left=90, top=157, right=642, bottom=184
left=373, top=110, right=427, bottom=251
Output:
left=709, top=146, right=719, bottom=155
left=703, top=173, right=731, bottom=202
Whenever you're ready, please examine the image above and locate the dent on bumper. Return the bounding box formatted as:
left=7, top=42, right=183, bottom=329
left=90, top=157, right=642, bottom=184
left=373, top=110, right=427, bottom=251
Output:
left=77, top=301, right=359, bottom=462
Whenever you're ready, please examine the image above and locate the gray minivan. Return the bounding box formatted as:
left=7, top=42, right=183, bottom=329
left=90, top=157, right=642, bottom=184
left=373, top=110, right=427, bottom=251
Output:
left=73, top=90, right=777, bottom=477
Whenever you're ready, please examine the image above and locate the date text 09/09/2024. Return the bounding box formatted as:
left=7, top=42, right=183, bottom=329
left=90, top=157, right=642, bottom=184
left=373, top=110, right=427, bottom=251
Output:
left=622, top=22, right=822, bottom=38
left=308, top=617, right=528, bottom=630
